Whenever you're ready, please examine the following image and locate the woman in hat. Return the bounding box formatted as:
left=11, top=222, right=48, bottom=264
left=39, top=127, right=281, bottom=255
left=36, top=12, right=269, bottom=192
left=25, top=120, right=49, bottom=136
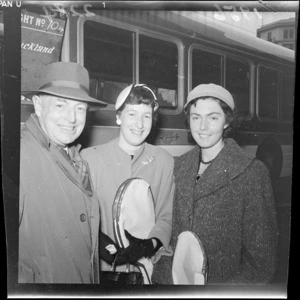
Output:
left=152, top=83, right=278, bottom=284
left=81, top=84, right=175, bottom=278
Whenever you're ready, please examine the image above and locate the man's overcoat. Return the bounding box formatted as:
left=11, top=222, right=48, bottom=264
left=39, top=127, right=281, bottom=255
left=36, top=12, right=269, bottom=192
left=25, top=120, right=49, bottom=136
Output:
left=19, top=114, right=100, bottom=283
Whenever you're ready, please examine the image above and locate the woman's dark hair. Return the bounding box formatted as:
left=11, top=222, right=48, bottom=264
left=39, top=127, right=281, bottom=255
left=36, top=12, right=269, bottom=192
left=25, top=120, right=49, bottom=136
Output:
left=185, top=96, right=234, bottom=137
left=116, top=85, right=159, bottom=126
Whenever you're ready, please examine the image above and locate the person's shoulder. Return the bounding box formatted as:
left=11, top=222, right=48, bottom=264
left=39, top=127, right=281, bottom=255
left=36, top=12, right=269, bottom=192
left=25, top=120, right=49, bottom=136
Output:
left=146, top=143, right=174, bottom=163
left=249, top=157, right=270, bottom=176
left=173, top=146, right=198, bottom=174
left=227, top=138, right=267, bottom=175
left=20, top=124, right=30, bottom=142
left=20, top=126, right=36, bottom=154
left=175, top=146, right=197, bottom=163
left=225, top=138, right=254, bottom=159
left=20, top=129, right=43, bottom=175
left=81, top=139, right=115, bottom=159
left=236, top=156, right=272, bottom=189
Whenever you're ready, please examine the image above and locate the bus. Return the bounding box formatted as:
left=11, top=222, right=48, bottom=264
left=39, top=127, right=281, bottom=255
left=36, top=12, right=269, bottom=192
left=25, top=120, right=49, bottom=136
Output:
left=20, top=8, right=295, bottom=189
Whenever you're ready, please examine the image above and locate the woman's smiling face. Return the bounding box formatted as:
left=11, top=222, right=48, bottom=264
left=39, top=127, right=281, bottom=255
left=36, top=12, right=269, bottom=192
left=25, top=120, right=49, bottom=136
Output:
left=189, top=98, right=228, bottom=150
left=117, top=103, right=153, bottom=153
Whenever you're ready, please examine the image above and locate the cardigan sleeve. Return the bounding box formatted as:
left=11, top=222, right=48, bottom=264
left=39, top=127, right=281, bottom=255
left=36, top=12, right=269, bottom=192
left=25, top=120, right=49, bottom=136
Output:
left=228, top=159, right=279, bottom=284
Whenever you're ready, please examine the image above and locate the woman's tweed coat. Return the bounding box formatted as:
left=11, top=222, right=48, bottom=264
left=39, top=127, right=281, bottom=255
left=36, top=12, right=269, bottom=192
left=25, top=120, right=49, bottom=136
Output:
left=152, top=138, right=278, bottom=284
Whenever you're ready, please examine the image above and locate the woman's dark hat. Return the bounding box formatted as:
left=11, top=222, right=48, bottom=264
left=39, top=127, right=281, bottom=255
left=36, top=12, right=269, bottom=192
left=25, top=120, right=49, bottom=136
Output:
left=29, top=62, right=107, bottom=109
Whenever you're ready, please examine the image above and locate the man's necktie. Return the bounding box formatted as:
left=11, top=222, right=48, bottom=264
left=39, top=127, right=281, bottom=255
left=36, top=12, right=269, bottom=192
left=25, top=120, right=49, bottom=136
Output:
left=68, top=144, right=93, bottom=195
left=54, top=143, right=93, bottom=196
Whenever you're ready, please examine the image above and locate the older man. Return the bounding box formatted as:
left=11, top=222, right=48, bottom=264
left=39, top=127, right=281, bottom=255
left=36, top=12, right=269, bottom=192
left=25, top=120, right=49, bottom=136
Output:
left=19, top=62, right=107, bottom=283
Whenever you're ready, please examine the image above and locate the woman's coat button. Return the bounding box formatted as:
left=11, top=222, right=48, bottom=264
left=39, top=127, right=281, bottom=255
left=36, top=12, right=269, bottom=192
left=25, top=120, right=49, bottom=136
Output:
left=80, top=214, right=87, bottom=222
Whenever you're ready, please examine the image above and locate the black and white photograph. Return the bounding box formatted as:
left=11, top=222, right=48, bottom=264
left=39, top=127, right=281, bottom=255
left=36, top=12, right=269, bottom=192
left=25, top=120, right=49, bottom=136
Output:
left=1, top=0, right=297, bottom=298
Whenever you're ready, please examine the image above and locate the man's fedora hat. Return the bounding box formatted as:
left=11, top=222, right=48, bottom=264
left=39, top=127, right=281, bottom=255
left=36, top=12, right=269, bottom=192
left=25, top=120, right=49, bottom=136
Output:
left=33, top=61, right=107, bottom=109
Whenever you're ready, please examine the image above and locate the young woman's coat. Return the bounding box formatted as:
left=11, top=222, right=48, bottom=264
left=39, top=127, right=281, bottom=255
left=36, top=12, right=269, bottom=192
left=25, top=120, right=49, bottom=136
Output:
left=81, top=138, right=175, bottom=272
left=153, top=138, right=278, bottom=284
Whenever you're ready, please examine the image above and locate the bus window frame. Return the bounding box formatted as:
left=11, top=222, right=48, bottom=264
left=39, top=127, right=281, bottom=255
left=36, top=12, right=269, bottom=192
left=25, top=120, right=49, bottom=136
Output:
left=279, top=70, right=295, bottom=122
left=188, top=43, right=225, bottom=92
left=256, top=63, right=292, bottom=124
left=77, top=14, right=184, bottom=116
left=188, top=43, right=254, bottom=117
left=137, top=30, right=184, bottom=115
left=224, top=53, right=254, bottom=117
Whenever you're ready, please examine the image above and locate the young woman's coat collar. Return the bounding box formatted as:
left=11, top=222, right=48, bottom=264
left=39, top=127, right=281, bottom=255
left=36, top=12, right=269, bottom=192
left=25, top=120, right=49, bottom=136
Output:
left=175, top=138, right=255, bottom=199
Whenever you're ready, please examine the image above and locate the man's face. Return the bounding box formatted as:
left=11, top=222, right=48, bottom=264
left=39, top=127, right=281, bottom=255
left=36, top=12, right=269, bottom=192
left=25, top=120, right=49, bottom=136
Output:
left=33, top=95, right=88, bottom=147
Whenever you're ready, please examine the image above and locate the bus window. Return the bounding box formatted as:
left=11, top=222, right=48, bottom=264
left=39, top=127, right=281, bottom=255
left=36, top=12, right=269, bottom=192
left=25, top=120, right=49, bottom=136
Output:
left=84, top=21, right=134, bottom=106
left=139, top=35, right=178, bottom=109
left=258, top=66, right=279, bottom=119
left=192, top=48, right=222, bottom=87
left=225, top=57, right=250, bottom=114
left=281, top=73, right=294, bottom=120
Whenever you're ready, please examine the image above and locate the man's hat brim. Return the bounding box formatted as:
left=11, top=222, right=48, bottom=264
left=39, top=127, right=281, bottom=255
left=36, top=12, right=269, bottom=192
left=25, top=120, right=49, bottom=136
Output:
left=22, top=86, right=107, bottom=111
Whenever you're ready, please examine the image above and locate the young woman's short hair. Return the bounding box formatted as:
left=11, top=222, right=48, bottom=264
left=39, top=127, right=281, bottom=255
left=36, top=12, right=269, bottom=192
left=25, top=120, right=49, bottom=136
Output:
left=117, top=85, right=159, bottom=126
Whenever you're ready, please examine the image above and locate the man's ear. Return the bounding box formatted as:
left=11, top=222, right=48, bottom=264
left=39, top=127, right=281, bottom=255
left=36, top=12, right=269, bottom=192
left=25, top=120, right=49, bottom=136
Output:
left=224, top=123, right=229, bottom=129
left=32, top=95, right=42, bottom=116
